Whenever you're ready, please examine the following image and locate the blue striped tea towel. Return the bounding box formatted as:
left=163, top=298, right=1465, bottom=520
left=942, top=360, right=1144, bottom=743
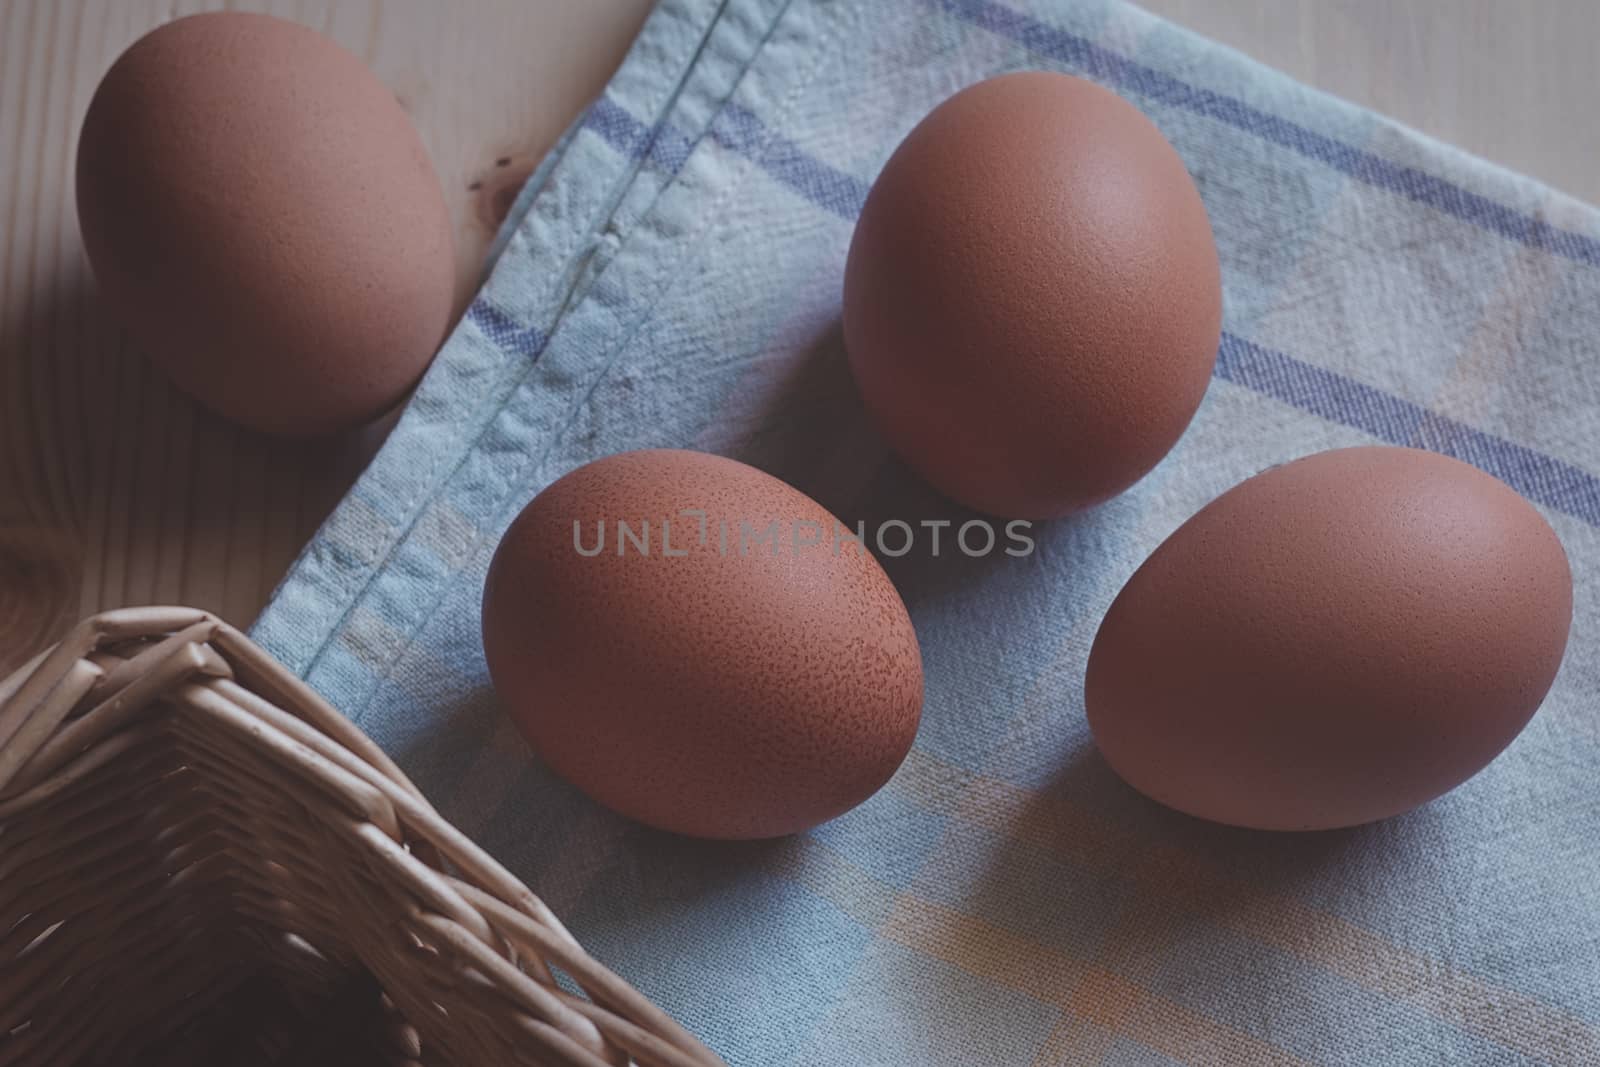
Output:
left=253, top=1, right=1600, bottom=1063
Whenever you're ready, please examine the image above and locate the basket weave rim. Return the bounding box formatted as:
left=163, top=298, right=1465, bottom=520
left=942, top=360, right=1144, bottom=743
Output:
left=0, top=606, right=726, bottom=1067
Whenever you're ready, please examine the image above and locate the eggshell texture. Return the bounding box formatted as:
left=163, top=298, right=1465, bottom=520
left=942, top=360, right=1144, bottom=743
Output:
left=76, top=13, right=454, bottom=437
left=1085, top=447, right=1573, bottom=830
left=843, top=72, right=1221, bottom=519
left=481, top=450, right=924, bottom=840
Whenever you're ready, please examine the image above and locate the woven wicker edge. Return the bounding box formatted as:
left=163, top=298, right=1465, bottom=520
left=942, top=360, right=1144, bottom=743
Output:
left=0, top=606, right=725, bottom=1067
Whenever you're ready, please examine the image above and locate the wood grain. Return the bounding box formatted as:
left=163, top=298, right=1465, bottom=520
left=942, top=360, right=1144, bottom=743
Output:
left=0, top=0, right=652, bottom=672
left=2, top=0, right=1595, bottom=674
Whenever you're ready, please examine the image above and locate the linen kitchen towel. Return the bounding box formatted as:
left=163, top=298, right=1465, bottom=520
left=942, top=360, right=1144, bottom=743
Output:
left=254, top=1, right=1600, bottom=1062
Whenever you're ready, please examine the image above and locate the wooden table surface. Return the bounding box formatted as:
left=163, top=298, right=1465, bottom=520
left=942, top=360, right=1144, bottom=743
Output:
left=3, top=0, right=1596, bottom=674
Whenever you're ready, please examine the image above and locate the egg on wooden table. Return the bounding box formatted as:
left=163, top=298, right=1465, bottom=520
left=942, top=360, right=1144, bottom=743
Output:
left=481, top=449, right=925, bottom=840
left=843, top=71, right=1222, bottom=519
left=76, top=12, right=455, bottom=438
left=1086, top=446, right=1573, bottom=830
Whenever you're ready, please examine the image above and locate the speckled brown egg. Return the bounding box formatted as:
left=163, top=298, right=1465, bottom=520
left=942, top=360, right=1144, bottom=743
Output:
left=481, top=449, right=925, bottom=840
left=843, top=71, right=1221, bottom=518
left=1085, top=446, right=1573, bottom=830
left=76, top=12, right=454, bottom=437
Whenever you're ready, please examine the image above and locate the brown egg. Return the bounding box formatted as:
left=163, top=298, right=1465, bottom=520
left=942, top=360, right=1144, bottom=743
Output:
left=481, top=450, right=924, bottom=839
left=1085, top=446, right=1573, bottom=830
left=76, top=13, right=454, bottom=437
left=843, top=72, right=1221, bottom=518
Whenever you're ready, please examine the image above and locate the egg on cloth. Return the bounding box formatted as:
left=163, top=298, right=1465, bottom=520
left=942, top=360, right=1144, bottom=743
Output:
left=843, top=71, right=1221, bottom=519
left=1085, top=446, right=1573, bottom=831
left=481, top=450, right=925, bottom=840
left=76, top=12, right=455, bottom=437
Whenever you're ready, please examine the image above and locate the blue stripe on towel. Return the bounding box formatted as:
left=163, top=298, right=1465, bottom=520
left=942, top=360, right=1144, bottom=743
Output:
left=603, top=96, right=1600, bottom=529
left=467, top=301, right=549, bottom=358
left=937, top=0, right=1600, bottom=268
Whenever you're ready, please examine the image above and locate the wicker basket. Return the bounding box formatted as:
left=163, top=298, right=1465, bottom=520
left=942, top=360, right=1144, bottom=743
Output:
left=0, top=607, right=724, bottom=1067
